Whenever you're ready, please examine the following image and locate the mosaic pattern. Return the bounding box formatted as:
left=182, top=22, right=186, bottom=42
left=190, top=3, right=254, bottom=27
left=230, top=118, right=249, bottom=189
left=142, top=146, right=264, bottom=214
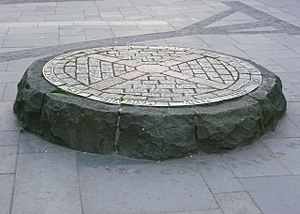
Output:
left=43, top=46, right=262, bottom=106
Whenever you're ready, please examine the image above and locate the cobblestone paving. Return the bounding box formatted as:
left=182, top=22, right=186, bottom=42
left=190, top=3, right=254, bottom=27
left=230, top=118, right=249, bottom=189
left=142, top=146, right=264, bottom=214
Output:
left=1, top=0, right=300, bottom=214
left=44, top=46, right=261, bottom=106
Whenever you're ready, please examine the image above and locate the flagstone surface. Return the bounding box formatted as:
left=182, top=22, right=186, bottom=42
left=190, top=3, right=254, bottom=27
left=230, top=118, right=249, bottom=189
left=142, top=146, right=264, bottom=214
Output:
left=0, top=0, right=300, bottom=213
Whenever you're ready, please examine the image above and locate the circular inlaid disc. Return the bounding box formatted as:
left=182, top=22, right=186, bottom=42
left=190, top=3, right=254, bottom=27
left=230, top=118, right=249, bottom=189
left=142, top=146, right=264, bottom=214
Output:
left=43, top=46, right=262, bottom=107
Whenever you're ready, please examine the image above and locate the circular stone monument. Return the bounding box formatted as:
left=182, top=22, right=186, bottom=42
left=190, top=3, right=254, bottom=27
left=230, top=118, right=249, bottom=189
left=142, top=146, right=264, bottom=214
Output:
left=14, top=46, right=286, bottom=160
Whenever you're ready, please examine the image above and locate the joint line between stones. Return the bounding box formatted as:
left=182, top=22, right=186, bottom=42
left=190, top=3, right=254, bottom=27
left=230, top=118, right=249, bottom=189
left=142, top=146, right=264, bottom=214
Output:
left=113, top=108, right=121, bottom=152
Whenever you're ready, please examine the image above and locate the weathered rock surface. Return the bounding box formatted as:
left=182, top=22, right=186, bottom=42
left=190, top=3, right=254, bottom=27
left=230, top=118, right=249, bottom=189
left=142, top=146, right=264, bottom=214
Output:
left=14, top=56, right=287, bottom=160
left=40, top=93, right=119, bottom=154
left=117, top=106, right=197, bottom=160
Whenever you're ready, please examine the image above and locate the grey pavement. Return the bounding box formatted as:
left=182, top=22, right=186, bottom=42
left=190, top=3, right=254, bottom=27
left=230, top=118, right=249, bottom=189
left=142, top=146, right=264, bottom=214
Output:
left=0, top=0, right=300, bottom=213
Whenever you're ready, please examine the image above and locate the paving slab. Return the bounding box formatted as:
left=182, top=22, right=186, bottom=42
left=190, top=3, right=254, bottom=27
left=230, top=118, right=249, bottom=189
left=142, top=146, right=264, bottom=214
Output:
left=267, top=116, right=300, bottom=138
left=0, top=103, right=21, bottom=131
left=223, top=143, right=291, bottom=177
left=3, top=38, right=59, bottom=48
left=166, top=210, right=223, bottom=214
left=197, top=154, right=245, bottom=193
left=241, top=175, right=300, bottom=214
left=18, top=132, right=72, bottom=154
left=263, top=64, right=288, bottom=74
left=244, top=49, right=299, bottom=60
left=7, top=26, right=58, bottom=34
left=166, top=36, right=211, bottom=49
left=0, top=83, right=5, bottom=99
left=2, top=83, right=17, bottom=101
left=0, top=72, right=23, bottom=83
left=84, top=28, right=115, bottom=40
left=0, top=62, right=8, bottom=71
left=286, top=101, right=300, bottom=115
left=12, top=152, right=81, bottom=214
left=0, top=0, right=299, bottom=213
left=0, top=174, right=14, bottom=214
left=271, top=57, right=300, bottom=72
left=0, top=145, right=17, bottom=173
left=0, top=130, right=19, bottom=146
left=78, top=153, right=218, bottom=214
left=265, top=138, right=300, bottom=174
left=287, top=114, right=300, bottom=129
left=59, top=35, right=86, bottom=44
left=6, top=58, right=40, bottom=72
left=215, top=191, right=261, bottom=214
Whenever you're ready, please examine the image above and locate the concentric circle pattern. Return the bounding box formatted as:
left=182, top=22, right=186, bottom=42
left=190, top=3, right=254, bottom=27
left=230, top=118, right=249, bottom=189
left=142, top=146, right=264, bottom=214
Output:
left=43, top=46, right=262, bottom=106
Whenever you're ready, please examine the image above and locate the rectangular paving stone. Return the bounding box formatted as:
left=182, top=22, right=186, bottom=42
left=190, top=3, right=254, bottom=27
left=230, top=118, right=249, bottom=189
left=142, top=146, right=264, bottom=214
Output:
left=59, top=26, right=86, bottom=36
left=3, top=38, right=59, bottom=48
left=166, top=36, right=211, bottom=49
left=78, top=153, right=218, bottom=214
left=84, top=28, right=114, bottom=40
left=2, top=83, right=17, bottom=101
left=263, top=64, right=288, bottom=73
left=267, top=35, right=300, bottom=47
left=12, top=152, right=81, bottom=214
left=59, top=35, right=87, bottom=44
left=18, top=14, right=46, bottom=22
left=234, top=43, right=288, bottom=51
left=133, top=38, right=170, bottom=47
left=0, top=62, right=8, bottom=71
left=223, top=143, right=291, bottom=177
left=0, top=13, right=20, bottom=22
left=265, top=138, right=300, bottom=174
left=241, top=175, right=300, bottom=214
left=245, top=49, right=299, bottom=60
left=197, top=154, right=244, bottom=193
left=0, top=146, right=17, bottom=174
left=112, top=29, right=154, bottom=37
left=100, top=11, right=124, bottom=19
left=215, top=192, right=261, bottom=214
left=267, top=116, right=300, bottom=138
left=0, top=131, right=19, bottom=146
left=282, top=84, right=300, bottom=102
left=7, top=26, right=58, bottom=34
left=137, top=23, right=174, bottom=31
left=288, top=114, right=300, bottom=128
left=45, top=14, right=85, bottom=21
left=0, top=174, right=14, bottom=214
left=206, top=44, right=251, bottom=59
left=286, top=101, right=300, bottom=115
left=0, top=83, right=5, bottom=100
left=271, top=57, right=300, bottom=72
left=18, top=132, right=72, bottom=154
left=0, top=101, right=15, bottom=112
left=198, top=35, right=239, bottom=45
left=0, top=27, right=8, bottom=34
left=230, top=35, right=275, bottom=44
left=0, top=72, right=23, bottom=83
left=6, top=58, right=39, bottom=72
left=166, top=209, right=223, bottom=214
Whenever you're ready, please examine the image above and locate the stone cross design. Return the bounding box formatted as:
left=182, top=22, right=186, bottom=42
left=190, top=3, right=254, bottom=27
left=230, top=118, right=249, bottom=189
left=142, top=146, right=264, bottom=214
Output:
left=88, top=52, right=227, bottom=91
left=43, top=46, right=262, bottom=106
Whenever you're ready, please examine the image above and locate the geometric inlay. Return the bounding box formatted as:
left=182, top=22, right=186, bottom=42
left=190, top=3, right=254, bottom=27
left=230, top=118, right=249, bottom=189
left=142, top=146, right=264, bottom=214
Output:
left=43, top=46, right=262, bottom=107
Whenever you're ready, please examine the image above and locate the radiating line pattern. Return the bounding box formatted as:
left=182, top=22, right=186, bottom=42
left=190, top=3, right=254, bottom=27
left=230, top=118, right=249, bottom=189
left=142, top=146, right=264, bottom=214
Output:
left=43, top=46, right=262, bottom=106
